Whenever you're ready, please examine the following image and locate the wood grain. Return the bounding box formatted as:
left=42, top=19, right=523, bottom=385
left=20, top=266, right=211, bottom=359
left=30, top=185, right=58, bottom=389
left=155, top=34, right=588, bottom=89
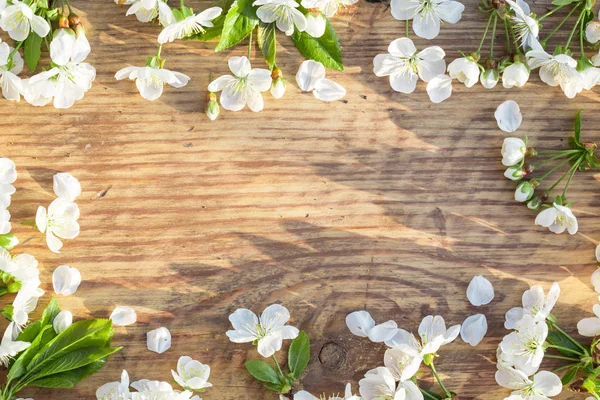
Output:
left=1, top=0, right=600, bottom=398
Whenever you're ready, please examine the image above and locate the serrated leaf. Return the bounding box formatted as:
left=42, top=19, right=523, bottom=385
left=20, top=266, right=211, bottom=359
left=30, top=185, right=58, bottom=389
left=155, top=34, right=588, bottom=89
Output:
left=24, top=32, right=43, bottom=72
left=215, top=0, right=258, bottom=52
left=288, top=331, right=310, bottom=378
left=28, top=359, right=106, bottom=389
left=561, top=367, right=578, bottom=386
left=245, top=360, right=281, bottom=384
left=547, top=330, right=583, bottom=357
left=32, top=346, right=121, bottom=380
left=9, top=325, right=56, bottom=382
left=291, top=11, right=343, bottom=71
left=257, top=22, right=276, bottom=69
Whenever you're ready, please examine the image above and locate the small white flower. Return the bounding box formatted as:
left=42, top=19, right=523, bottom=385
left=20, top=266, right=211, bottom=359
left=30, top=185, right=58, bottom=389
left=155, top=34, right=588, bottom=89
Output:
left=226, top=304, right=299, bottom=357
left=172, top=356, right=212, bottom=391
left=36, top=198, right=80, bottom=253
left=586, top=17, right=600, bottom=43
left=29, top=29, right=96, bottom=109
left=96, top=370, right=130, bottom=400
left=535, top=202, right=578, bottom=235
left=301, top=0, right=358, bottom=18
left=126, top=0, right=174, bottom=26
left=115, top=65, right=190, bottom=101
left=0, top=40, right=23, bottom=102
left=383, top=347, right=421, bottom=382
left=505, top=282, right=560, bottom=329
left=373, top=37, right=446, bottom=94
left=53, top=310, right=73, bottom=334
left=480, top=68, right=499, bottom=88
left=514, top=181, right=534, bottom=202
left=359, top=366, right=406, bottom=400
left=346, top=310, right=375, bottom=337
left=52, top=265, right=82, bottom=296
left=466, top=275, right=494, bottom=306
left=507, top=0, right=540, bottom=51
left=426, top=74, right=452, bottom=103
left=0, top=322, right=30, bottom=366
left=501, top=137, right=526, bottom=166
left=448, top=57, right=479, bottom=87
left=580, top=65, right=600, bottom=90
left=53, top=172, right=81, bottom=202
left=271, top=77, right=286, bottom=99
left=390, top=0, right=464, bottom=39
left=502, top=61, right=530, bottom=88
left=304, top=12, right=327, bottom=37
left=296, top=59, right=346, bottom=101
left=158, top=7, right=222, bottom=43
left=495, top=367, right=562, bottom=400
left=460, top=314, right=487, bottom=346
left=526, top=50, right=583, bottom=98
left=208, top=56, right=272, bottom=111
left=0, top=0, right=50, bottom=41
left=500, top=314, right=547, bottom=371
left=496, top=100, right=522, bottom=133
left=110, top=306, right=137, bottom=326
left=147, top=327, right=172, bottom=354
left=253, top=0, right=306, bottom=36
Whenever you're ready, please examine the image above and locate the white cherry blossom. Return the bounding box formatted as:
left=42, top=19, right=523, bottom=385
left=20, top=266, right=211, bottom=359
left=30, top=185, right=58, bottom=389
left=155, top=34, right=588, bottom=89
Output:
left=126, top=0, right=174, bottom=26
left=0, top=39, right=23, bottom=102
left=500, top=314, right=547, bottom=371
left=501, top=137, right=526, bottom=166
left=115, top=64, right=190, bottom=101
left=480, top=68, right=498, bottom=88
left=158, top=7, right=222, bottom=43
left=507, top=0, right=540, bottom=51
left=296, top=59, right=346, bottom=101
left=526, top=50, right=583, bottom=98
left=359, top=366, right=406, bottom=400
left=373, top=38, right=446, bottom=94
left=390, top=0, right=465, bottom=40
left=53, top=172, right=81, bottom=202
left=505, top=282, right=560, bottom=329
left=383, top=347, right=421, bottom=382
left=502, top=61, right=530, bottom=88
left=208, top=56, right=272, bottom=111
left=535, top=202, right=578, bottom=235
left=253, top=0, right=306, bottom=36
left=0, top=0, right=50, bottom=41
left=96, top=370, right=130, bottom=400
left=36, top=198, right=80, bottom=253
left=172, top=356, right=212, bottom=391
left=495, top=367, right=562, bottom=400
left=295, top=383, right=361, bottom=400
left=0, top=322, right=30, bottom=366
left=226, top=303, right=299, bottom=357
left=448, top=57, right=479, bottom=87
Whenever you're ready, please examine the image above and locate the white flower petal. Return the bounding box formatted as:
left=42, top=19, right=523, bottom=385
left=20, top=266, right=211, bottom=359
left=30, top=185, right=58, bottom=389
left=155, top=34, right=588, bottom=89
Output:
left=466, top=275, right=494, bottom=306
left=577, top=317, right=600, bottom=337
left=413, top=10, right=440, bottom=39
left=53, top=310, right=73, bottom=334
left=346, top=310, right=375, bottom=337
left=52, top=265, right=81, bottom=296
left=53, top=172, right=81, bottom=202
left=460, top=314, right=487, bottom=346
left=426, top=74, right=452, bottom=103
left=296, top=60, right=326, bottom=91
left=228, top=56, right=252, bottom=78
left=368, top=320, right=398, bottom=342
left=495, top=100, right=522, bottom=133
left=532, top=371, right=562, bottom=397
left=147, top=327, right=171, bottom=354
left=313, top=78, right=346, bottom=101
left=110, top=306, right=137, bottom=326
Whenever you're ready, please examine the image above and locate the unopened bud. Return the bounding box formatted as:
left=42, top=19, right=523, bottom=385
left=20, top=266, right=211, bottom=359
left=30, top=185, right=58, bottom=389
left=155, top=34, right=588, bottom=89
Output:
left=504, top=166, right=523, bottom=181
left=270, top=77, right=286, bottom=99
left=480, top=68, right=499, bottom=89
left=527, top=196, right=542, bottom=210
left=515, top=181, right=535, bottom=202
left=59, top=15, right=69, bottom=28
left=205, top=92, right=219, bottom=121
left=69, top=14, right=81, bottom=27
left=525, top=146, right=537, bottom=157
left=0, top=233, right=18, bottom=250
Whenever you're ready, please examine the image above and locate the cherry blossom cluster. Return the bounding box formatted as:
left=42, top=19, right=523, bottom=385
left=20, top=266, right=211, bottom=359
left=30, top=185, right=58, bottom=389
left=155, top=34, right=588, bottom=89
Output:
left=0, top=0, right=96, bottom=108
left=499, top=106, right=599, bottom=235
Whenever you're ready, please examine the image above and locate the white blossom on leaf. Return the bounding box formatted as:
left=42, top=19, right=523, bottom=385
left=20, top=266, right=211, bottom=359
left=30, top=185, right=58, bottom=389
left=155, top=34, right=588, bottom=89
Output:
left=296, top=59, right=346, bottom=101
left=147, top=327, right=172, bottom=354
left=495, top=367, right=562, bottom=400
left=115, top=65, right=190, bottom=101
left=226, top=304, right=299, bottom=357
left=208, top=56, right=272, bottom=111
left=172, top=356, right=212, bottom=391
left=373, top=37, right=446, bottom=94
left=52, top=265, right=82, bottom=296
left=534, top=202, right=578, bottom=235
left=390, top=0, right=464, bottom=40
left=0, top=0, right=50, bottom=41
left=36, top=199, right=80, bottom=253
left=304, top=11, right=327, bottom=37
left=158, top=7, right=222, bottom=43
left=53, top=310, right=73, bottom=334
left=253, top=0, right=306, bottom=36
left=505, top=282, right=560, bottom=330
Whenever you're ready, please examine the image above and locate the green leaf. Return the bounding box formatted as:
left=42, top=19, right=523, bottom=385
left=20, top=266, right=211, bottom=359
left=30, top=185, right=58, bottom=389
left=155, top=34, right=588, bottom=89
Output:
left=27, top=319, right=114, bottom=377
left=420, top=388, right=443, bottom=400
left=215, top=0, right=258, bottom=52
left=288, top=331, right=310, bottom=378
left=28, top=359, right=107, bottom=389
left=245, top=360, right=281, bottom=384
left=547, top=330, right=583, bottom=357
left=262, top=382, right=284, bottom=392
left=40, top=298, right=61, bottom=327
left=551, top=0, right=578, bottom=6
left=17, top=298, right=61, bottom=345
left=187, top=0, right=234, bottom=41
left=257, top=22, right=276, bottom=69
left=561, top=367, right=578, bottom=386
left=24, top=32, right=43, bottom=72
left=291, top=12, right=343, bottom=71
left=9, top=325, right=57, bottom=382
left=31, top=346, right=121, bottom=380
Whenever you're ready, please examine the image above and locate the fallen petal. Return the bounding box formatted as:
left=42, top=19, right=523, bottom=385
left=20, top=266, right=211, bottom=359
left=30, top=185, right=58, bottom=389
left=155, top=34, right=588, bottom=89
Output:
left=460, top=314, right=487, bottom=346
left=466, top=275, right=494, bottom=306
left=52, top=265, right=81, bottom=296
left=110, top=306, right=137, bottom=326
left=495, top=100, right=522, bottom=132
left=346, top=310, right=375, bottom=337
left=147, top=327, right=171, bottom=354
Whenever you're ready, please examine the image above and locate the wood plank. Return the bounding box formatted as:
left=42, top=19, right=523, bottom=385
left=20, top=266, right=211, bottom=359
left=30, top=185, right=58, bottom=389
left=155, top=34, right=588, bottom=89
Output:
left=1, top=0, right=599, bottom=398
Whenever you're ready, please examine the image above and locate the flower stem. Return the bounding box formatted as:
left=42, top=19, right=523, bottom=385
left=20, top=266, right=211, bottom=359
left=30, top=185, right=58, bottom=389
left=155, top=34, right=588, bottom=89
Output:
left=580, top=11, right=585, bottom=56
left=565, top=9, right=585, bottom=49
left=420, top=388, right=441, bottom=400
left=553, top=324, right=590, bottom=355
left=429, top=362, right=452, bottom=399
left=546, top=344, right=583, bottom=356
left=545, top=354, right=581, bottom=362
left=532, top=151, right=578, bottom=168
left=543, top=2, right=581, bottom=43
left=156, top=44, right=163, bottom=59
left=561, top=154, right=584, bottom=198
left=504, top=17, right=512, bottom=54
left=537, top=154, right=578, bottom=181
left=490, top=13, right=498, bottom=57
left=248, top=29, right=253, bottom=59
left=539, top=4, right=565, bottom=21
left=477, top=13, right=494, bottom=54
left=272, top=355, right=285, bottom=379
left=537, top=149, right=581, bottom=155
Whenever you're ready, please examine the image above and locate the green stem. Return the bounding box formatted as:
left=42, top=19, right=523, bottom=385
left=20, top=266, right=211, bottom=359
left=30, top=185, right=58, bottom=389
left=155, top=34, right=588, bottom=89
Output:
left=180, top=0, right=185, bottom=8
left=546, top=344, right=583, bottom=356
left=538, top=154, right=578, bottom=181
left=545, top=354, right=581, bottom=362
left=429, top=363, right=452, bottom=399
left=537, top=149, right=581, bottom=155
left=156, top=44, right=163, bottom=59
left=553, top=324, right=590, bottom=355
left=580, top=11, right=585, bottom=56
left=420, top=388, right=441, bottom=400
left=565, top=9, right=585, bottom=49
left=248, top=29, right=253, bottom=59
left=504, top=17, right=512, bottom=54
left=552, top=363, right=580, bottom=373
left=561, top=154, right=584, bottom=198
left=532, top=151, right=577, bottom=168
left=543, top=2, right=581, bottom=43
left=477, top=13, right=494, bottom=54
left=539, top=4, right=565, bottom=20
left=490, top=13, right=498, bottom=57
left=272, top=355, right=285, bottom=379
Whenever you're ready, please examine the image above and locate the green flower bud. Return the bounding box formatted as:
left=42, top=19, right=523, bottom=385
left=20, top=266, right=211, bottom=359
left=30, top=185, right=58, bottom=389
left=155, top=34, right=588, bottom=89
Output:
left=0, top=233, right=18, bottom=250
left=515, top=181, right=535, bottom=202
left=205, top=92, right=219, bottom=121
left=527, top=196, right=542, bottom=210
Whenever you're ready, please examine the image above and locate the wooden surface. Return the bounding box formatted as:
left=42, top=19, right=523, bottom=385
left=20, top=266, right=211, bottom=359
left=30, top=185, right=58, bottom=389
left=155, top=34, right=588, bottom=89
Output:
left=1, top=0, right=600, bottom=398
